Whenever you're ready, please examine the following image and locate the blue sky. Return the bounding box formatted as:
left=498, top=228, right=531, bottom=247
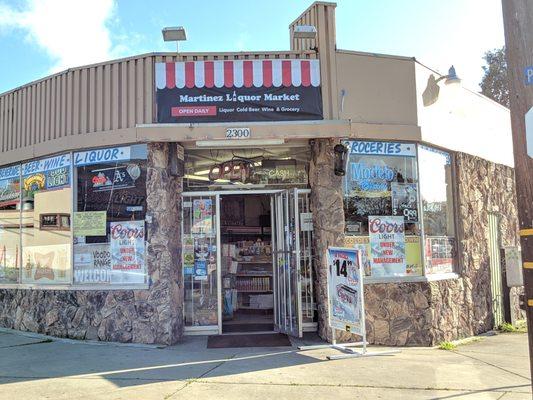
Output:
left=0, top=0, right=505, bottom=94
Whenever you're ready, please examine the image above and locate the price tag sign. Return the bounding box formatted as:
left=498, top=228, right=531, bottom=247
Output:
left=327, top=247, right=364, bottom=335
left=225, top=127, right=251, bottom=139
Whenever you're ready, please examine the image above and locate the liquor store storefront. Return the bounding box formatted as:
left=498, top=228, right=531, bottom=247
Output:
left=0, top=1, right=523, bottom=345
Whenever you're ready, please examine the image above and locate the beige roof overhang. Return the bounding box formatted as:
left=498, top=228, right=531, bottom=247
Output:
left=0, top=119, right=421, bottom=167
left=136, top=119, right=421, bottom=144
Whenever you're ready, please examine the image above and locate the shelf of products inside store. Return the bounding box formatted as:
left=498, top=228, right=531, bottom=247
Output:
left=222, top=238, right=274, bottom=310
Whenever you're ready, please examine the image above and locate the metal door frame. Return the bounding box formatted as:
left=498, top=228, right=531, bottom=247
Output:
left=183, top=189, right=283, bottom=336
left=488, top=213, right=504, bottom=328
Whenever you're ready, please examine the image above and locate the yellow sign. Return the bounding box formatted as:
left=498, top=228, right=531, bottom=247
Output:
left=73, top=211, right=107, bottom=236
left=23, top=173, right=45, bottom=191
left=344, top=235, right=422, bottom=276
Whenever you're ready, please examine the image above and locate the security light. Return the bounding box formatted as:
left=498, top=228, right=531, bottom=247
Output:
left=162, top=26, right=187, bottom=41
left=293, top=25, right=317, bottom=39
left=162, top=26, right=187, bottom=52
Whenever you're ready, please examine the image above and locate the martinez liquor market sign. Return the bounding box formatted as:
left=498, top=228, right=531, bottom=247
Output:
left=155, top=59, right=323, bottom=122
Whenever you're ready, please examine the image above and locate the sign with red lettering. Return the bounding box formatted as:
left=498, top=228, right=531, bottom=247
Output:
left=368, top=216, right=406, bottom=277
left=110, top=220, right=146, bottom=284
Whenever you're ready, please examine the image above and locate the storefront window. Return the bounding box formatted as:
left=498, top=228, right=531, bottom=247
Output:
left=418, top=145, right=456, bottom=274
left=184, top=147, right=310, bottom=190
left=0, top=165, right=21, bottom=283
left=182, top=195, right=219, bottom=327
left=73, top=145, right=147, bottom=286
left=343, top=141, right=422, bottom=278
left=21, top=154, right=72, bottom=284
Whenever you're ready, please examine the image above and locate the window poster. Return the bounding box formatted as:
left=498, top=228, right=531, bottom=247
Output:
left=73, top=243, right=111, bottom=284
left=192, top=199, right=213, bottom=234
left=327, top=247, right=364, bottom=335
left=368, top=216, right=406, bottom=277
left=391, top=182, right=419, bottom=222
left=21, top=244, right=71, bottom=284
left=345, top=158, right=396, bottom=198
left=193, top=236, right=214, bottom=281
left=183, top=236, right=195, bottom=275
left=0, top=165, right=20, bottom=208
left=89, top=164, right=141, bottom=192
left=73, top=211, right=107, bottom=237
left=110, top=220, right=146, bottom=284
left=344, top=235, right=421, bottom=277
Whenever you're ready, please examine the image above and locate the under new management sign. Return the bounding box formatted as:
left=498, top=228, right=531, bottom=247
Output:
left=155, top=60, right=323, bottom=123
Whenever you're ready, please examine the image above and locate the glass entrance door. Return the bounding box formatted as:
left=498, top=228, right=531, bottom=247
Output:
left=182, top=194, right=220, bottom=333
left=272, top=189, right=302, bottom=337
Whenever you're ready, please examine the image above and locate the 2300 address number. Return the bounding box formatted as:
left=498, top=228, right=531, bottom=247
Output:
left=225, top=128, right=251, bottom=139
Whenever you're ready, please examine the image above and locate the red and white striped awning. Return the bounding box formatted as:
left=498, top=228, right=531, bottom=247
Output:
left=155, top=59, right=320, bottom=89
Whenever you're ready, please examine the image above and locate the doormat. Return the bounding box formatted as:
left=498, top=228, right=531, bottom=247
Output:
left=222, top=323, right=274, bottom=333
left=207, top=333, right=292, bottom=348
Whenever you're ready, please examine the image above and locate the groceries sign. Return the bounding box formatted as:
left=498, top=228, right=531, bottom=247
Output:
left=155, top=59, right=323, bottom=123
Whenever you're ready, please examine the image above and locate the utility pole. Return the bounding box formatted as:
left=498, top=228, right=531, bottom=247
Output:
left=501, top=0, right=533, bottom=384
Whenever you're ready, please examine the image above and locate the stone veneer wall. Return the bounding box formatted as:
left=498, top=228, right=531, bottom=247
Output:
left=311, top=147, right=523, bottom=346
left=0, top=143, right=183, bottom=345
left=429, top=152, right=523, bottom=343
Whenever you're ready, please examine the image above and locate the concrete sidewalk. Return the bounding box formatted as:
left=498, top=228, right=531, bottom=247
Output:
left=0, top=329, right=530, bottom=399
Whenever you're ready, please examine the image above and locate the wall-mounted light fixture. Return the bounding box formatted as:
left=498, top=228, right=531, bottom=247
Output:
left=422, top=65, right=462, bottom=106
left=334, top=143, right=348, bottom=176
left=162, top=26, right=187, bottom=52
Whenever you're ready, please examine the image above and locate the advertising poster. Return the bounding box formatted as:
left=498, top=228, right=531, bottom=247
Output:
left=192, top=199, right=213, bottom=234
left=345, top=158, right=397, bottom=198
left=368, top=216, right=406, bottom=277
left=0, top=165, right=20, bottom=208
left=344, top=235, right=421, bottom=277
left=73, top=243, right=111, bottom=284
left=73, top=211, right=107, bottom=236
left=21, top=243, right=71, bottom=284
left=391, top=182, right=419, bottom=222
left=327, top=247, right=364, bottom=335
left=193, top=237, right=210, bottom=281
left=110, top=221, right=146, bottom=284
left=183, top=236, right=195, bottom=275
left=89, top=164, right=141, bottom=192
left=155, top=60, right=323, bottom=123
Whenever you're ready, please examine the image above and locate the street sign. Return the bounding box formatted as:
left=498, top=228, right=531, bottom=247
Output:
left=525, top=107, right=533, bottom=158
left=525, top=66, right=533, bottom=85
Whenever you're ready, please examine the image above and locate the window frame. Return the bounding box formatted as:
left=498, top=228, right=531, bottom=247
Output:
left=342, top=140, right=460, bottom=284
left=39, top=213, right=71, bottom=231
left=0, top=144, right=150, bottom=290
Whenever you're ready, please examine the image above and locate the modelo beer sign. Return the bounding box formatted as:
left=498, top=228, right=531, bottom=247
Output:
left=155, top=60, right=323, bottom=123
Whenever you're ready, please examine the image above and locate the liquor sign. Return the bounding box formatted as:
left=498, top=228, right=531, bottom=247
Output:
left=155, top=60, right=323, bottom=123
left=327, top=247, right=364, bottom=335
left=368, top=216, right=406, bottom=277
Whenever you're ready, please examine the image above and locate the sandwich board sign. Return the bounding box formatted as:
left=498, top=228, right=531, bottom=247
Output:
left=327, top=247, right=364, bottom=335
left=298, top=247, right=399, bottom=360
